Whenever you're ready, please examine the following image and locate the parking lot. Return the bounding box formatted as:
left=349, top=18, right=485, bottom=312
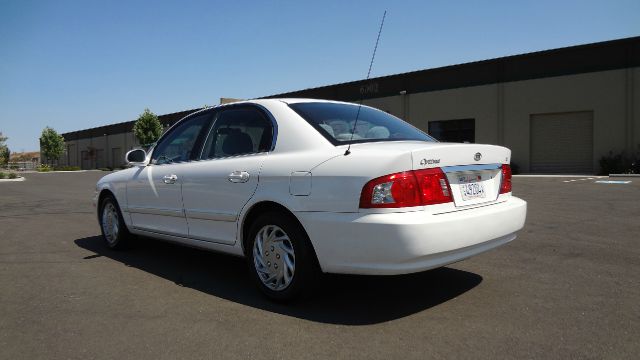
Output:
left=0, top=171, right=638, bottom=359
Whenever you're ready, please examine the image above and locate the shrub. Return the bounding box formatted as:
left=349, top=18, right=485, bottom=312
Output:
left=599, top=151, right=640, bottom=175
left=0, top=132, right=9, bottom=167
left=8, top=172, right=17, bottom=179
left=0, top=172, right=5, bottom=179
left=37, top=164, right=52, bottom=172
left=53, top=166, right=81, bottom=171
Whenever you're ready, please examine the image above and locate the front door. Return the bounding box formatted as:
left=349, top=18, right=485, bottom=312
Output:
left=125, top=111, right=213, bottom=237
left=126, top=164, right=188, bottom=236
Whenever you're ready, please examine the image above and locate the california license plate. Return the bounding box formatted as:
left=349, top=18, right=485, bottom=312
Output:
left=458, top=174, right=486, bottom=201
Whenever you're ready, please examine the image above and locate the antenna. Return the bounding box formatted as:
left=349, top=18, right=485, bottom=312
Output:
left=345, top=10, right=387, bottom=156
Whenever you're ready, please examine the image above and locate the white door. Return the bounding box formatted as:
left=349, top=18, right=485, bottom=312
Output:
left=530, top=111, right=593, bottom=174
left=181, top=106, right=275, bottom=244
left=126, top=164, right=188, bottom=236
left=126, top=111, right=213, bottom=237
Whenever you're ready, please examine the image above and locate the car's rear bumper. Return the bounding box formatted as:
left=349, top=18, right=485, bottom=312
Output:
left=295, top=196, right=527, bottom=275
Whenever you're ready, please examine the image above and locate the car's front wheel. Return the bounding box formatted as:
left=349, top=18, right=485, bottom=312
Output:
left=246, top=212, right=319, bottom=301
left=99, top=195, right=131, bottom=250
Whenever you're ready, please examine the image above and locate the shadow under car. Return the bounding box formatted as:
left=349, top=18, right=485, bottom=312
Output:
left=75, top=235, right=482, bottom=325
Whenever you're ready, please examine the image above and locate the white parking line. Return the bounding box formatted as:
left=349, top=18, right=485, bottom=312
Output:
left=595, top=180, right=632, bottom=184
left=563, top=177, right=596, bottom=183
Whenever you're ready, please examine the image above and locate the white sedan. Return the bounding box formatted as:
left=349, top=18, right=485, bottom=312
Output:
left=94, top=98, right=527, bottom=300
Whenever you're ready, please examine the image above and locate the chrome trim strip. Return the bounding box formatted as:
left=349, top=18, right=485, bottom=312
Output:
left=131, top=226, right=186, bottom=238
left=185, top=234, right=235, bottom=245
left=184, top=209, right=237, bottom=222
left=442, top=163, right=502, bottom=173
left=130, top=228, right=237, bottom=247
left=128, top=206, right=184, bottom=217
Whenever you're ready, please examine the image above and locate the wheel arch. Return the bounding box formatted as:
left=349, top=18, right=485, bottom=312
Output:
left=97, top=189, right=116, bottom=219
left=97, top=188, right=127, bottom=225
left=240, top=201, right=319, bottom=264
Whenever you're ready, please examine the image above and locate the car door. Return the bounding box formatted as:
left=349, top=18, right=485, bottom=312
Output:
left=126, top=111, right=212, bottom=237
left=180, top=106, right=275, bottom=245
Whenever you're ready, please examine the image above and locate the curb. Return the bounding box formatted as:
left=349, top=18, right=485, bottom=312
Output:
left=0, top=177, right=25, bottom=182
left=24, top=170, right=103, bottom=174
left=609, top=174, right=640, bottom=177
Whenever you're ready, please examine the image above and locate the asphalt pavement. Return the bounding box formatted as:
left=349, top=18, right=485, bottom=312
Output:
left=0, top=171, right=638, bottom=359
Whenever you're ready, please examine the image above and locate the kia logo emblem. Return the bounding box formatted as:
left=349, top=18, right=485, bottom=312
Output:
left=474, top=152, right=482, bottom=161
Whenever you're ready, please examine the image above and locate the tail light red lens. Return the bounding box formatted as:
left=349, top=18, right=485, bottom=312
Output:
left=500, top=164, right=512, bottom=194
left=414, top=168, right=453, bottom=205
left=359, top=168, right=453, bottom=208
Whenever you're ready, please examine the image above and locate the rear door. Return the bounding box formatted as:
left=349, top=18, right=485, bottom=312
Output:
left=180, top=106, right=275, bottom=245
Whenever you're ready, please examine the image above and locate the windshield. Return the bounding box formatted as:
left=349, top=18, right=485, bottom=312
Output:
left=289, top=102, right=435, bottom=145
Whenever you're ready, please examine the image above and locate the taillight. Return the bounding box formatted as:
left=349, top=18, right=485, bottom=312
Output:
left=500, top=164, right=512, bottom=194
left=359, top=168, right=453, bottom=208
left=414, top=168, right=453, bottom=205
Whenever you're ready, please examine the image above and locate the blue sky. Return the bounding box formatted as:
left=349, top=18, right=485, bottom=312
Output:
left=1, top=0, right=639, bottom=151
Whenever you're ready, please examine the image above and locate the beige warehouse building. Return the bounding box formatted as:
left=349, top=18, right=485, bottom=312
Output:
left=58, top=36, right=640, bottom=174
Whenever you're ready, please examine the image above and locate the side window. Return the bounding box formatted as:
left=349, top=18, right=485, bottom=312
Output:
left=151, top=113, right=211, bottom=165
left=200, top=107, right=273, bottom=159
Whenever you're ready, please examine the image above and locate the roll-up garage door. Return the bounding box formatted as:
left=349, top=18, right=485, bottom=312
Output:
left=530, top=111, right=593, bottom=174
left=68, top=144, right=77, bottom=167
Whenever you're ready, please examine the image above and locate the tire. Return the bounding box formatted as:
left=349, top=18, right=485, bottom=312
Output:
left=99, top=195, right=131, bottom=250
left=246, top=211, right=319, bottom=301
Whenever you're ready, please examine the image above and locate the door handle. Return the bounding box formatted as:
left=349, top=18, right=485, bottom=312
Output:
left=163, top=174, right=178, bottom=184
left=228, top=171, right=250, bottom=183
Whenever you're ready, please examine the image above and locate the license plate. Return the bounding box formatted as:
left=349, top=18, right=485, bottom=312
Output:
left=458, top=174, right=486, bottom=201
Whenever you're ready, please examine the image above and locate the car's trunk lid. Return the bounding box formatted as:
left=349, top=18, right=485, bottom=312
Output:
left=340, top=141, right=511, bottom=210
left=410, top=142, right=510, bottom=207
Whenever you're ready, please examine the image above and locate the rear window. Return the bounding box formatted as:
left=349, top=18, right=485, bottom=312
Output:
left=289, top=102, right=435, bottom=145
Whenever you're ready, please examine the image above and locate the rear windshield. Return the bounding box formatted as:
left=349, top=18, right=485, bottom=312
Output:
left=289, top=102, right=435, bottom=145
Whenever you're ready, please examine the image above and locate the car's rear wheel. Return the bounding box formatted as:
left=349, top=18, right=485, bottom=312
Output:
left=246, top=212, right=319, bottom=301
left=99, top=195, right=131, bottom=250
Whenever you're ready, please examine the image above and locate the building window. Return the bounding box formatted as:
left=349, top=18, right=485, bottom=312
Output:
left=428, top=119, right=475, bottom=143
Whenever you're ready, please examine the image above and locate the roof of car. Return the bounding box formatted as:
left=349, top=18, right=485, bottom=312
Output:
left=274, top=98, right=344, bottom=104
left=210, top=98, right=349, bottom=106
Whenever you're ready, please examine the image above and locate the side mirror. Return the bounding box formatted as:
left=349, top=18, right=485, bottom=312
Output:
left=125, top=149, right=147, bottom=166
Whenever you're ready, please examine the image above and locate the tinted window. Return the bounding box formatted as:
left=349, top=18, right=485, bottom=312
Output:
left=151, top=113, right=211, bottom=164
left=200, top=107, right=273, bottom=159
left=428, top=119, right=475, bottom=143
left=289, top=102, right=435, bottom=145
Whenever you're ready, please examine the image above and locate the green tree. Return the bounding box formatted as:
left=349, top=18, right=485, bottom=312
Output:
left=39, top=127, right=65, bottom=165
left=0, top=132, right=9, bottom=166
left=133, top=108, right=163, bottom=147
left=0, top=147, right=9, bottom=167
